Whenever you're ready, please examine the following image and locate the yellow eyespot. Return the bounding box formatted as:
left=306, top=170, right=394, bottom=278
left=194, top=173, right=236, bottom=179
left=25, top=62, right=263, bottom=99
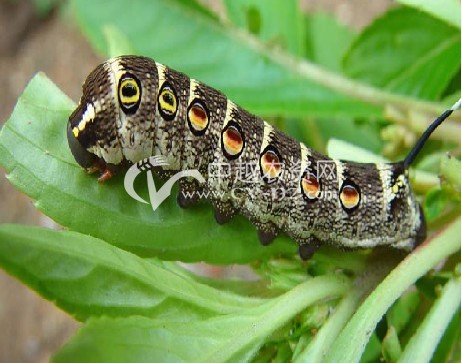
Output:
left=158, top=83, right=178, bottom=121
left=340, top=182, right=361, bottom=211
left=118, top=75, right=141, bottom=113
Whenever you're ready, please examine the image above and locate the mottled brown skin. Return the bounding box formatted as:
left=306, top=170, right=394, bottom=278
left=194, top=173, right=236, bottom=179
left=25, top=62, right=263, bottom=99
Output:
left=68, top=55, right=426, bottom=259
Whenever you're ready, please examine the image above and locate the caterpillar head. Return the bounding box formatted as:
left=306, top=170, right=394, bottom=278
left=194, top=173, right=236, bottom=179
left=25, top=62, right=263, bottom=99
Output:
left=68, top=56, right=157, bottom=179
left=374, top=163, right=427, bottom=250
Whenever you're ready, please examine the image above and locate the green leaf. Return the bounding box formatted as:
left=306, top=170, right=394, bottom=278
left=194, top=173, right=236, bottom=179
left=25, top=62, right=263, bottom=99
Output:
left=344, top=7, right=460, bottom=101
left=305, top=12, right=356, bottom=73
left=360, top=333, right=382, bottom=363
left=424, top=186, right=460, bottom=223
left=0, top=224, right=263, bottom=321
left=53, top=275, right=350, bottom=363
left=440, top=153, right=461, bottom=191
left=292, top=116, right=383, bottom=155
left=224, top=0, right=306, bottom=57
left=0, top=73, right=297, bottom=264
left=424, top=188, right=449, bottom=221
left=399, top=277, right=461, bottom=363
left=71, top=0, right=381, bottom=118
left=103, top=25, right=136, bottom=57
left=323, top=219, right=460, bottom=363
left=386, top=290, right=420, bottom=334
left=71, top=0, right=457, bottom=123
left=382, top=326, right=402, bottom=362
left=415, top=273, right=451, bottom=300
left=423, top=154, right=461, bottom=224
left=396, top=0, right=461, bottom=29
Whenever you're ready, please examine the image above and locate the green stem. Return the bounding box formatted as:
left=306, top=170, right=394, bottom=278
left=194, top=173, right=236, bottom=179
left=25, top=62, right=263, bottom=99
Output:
left=294, top=291, right=360, bottom=363
left=323, top=219, right=461, bottom=363
left=294, top=252, right=400, bottom=363
left=231, top=26, right=460, bottom=122
left=205, top=275, right=351, bottom=362
left=398, top=276, right=461, bottom=363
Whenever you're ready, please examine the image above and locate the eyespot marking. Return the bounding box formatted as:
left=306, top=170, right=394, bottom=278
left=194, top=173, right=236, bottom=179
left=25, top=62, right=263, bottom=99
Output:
left=118, top=74, right=141, bottom=113
left=187, top=99, right=209, bottom=135
left=158, top=82, right=178, bottom=121
left=301, top=172, right=321, bottom=201
left=260, top=146, right=282, bottom=182
left=221, top=121, right=244, bottom=159
left=340, top=181, right=361, bottom=211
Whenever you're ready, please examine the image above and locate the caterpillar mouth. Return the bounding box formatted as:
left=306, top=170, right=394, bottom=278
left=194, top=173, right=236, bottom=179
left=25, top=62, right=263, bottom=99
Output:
left=67, top=122, right=113, bottom=182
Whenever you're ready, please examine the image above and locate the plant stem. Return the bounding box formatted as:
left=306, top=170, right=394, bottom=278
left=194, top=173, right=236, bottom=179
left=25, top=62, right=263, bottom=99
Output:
left=204, top=274, right=350, bottom=362
left=231, top=26, right=460, bottom=122
left=398, top=276, right=461, bottom=363
left=294, top=251, right=400, bottom=363
left=323, top=218, right=461, bottom=363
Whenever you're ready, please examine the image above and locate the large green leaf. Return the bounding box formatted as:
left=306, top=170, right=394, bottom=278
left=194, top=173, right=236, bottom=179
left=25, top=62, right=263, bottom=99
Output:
left=304, top=12, right=356, bottom=73
left=0, top=224, right=264, bottom=321
left=0, top=73, right=296, bottom=263
left=344, top=7, right=460, bottom=101
left=396, top=0, right=461, bottom=28
left=72, top=0, right=457, bottom=119
left=224, top=0, right=306, bottom=57
left=53, top=275, right=349, bottom=363
left=71, top=0, right=381, bottom=118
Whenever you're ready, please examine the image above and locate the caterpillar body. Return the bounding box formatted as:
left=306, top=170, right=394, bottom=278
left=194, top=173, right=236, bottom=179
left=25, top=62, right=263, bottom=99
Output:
left=67, top=55, right=455, bottom=260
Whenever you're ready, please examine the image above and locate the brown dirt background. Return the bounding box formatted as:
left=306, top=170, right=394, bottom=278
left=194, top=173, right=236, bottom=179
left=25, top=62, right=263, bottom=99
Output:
left=0, top=1, right=391, bottom=362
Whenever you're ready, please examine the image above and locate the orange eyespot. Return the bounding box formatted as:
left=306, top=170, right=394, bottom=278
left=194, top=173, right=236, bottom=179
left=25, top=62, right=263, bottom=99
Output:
left=301, top=172, right=320, bottom=200
left=222, top=122, right=244, bottom=159
left=187, top=100, right=209, bottom=135
left=340, top=182, right=360, bottom=210
left=260, top=147, right=282, bottom=180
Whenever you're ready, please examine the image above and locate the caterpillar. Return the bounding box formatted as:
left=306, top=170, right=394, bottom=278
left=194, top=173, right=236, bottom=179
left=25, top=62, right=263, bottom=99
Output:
left=67, top=55, right=458, bottom=260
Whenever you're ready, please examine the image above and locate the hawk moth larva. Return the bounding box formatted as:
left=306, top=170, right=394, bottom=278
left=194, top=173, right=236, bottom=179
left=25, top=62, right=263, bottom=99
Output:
left=67, top=55, right=457, bottom=260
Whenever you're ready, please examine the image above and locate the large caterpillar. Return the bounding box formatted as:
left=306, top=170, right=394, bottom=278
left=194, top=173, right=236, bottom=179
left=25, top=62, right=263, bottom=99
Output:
left=67, top=55, right=457, bottom=260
